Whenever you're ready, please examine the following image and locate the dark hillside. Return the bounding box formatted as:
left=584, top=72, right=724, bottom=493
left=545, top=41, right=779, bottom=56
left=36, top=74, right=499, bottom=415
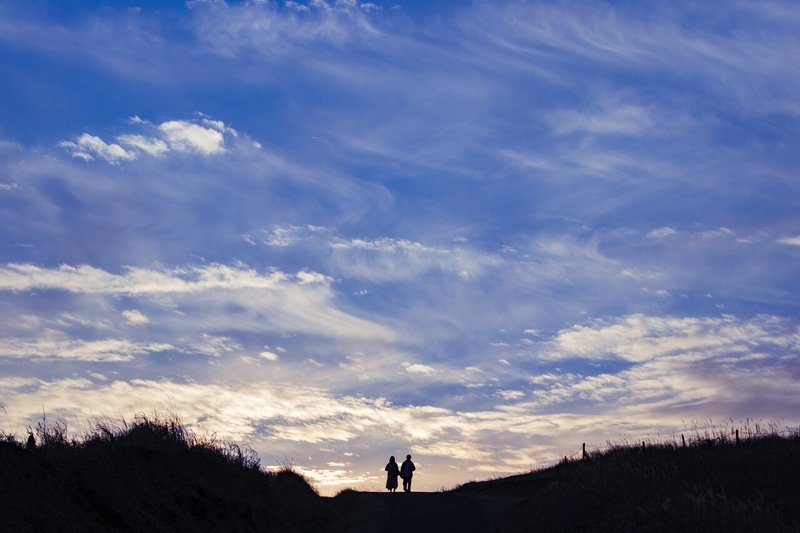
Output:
left=3, top=417, right=799, bottom=532
left=0, top=416, right=331, bottom=533
left=456, top=434, right=800, bottom=532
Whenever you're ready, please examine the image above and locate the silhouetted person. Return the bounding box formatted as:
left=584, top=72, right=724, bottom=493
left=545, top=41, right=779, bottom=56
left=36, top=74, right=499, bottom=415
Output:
left=25, top=432, right=35, bottom=450
left=385, top=456, right=400, bottom=492
left=400, top=454, right=415, bottom=492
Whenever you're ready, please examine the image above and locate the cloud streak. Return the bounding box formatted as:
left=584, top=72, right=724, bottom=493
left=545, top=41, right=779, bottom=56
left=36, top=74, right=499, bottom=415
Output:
left=0, top=262, right=394, bottom=341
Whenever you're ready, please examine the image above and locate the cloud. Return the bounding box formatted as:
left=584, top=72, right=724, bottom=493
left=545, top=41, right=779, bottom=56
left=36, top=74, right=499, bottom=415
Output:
left=59, top=117, right=231, bottom=163
left=0, top=333, right=173, bottom=362
left=255, top=225, right=502, bottom=282
left=296, top=271, right=331, bottom=285
left=698, top=227, right=734, bottom=240
left=458, top=2, right=800, bottom=116
left=549, top=105, right=652, bottom=136
left=116, top=134, right=169, bottom=156
left=777, top=235, right=800, bottom=246
left=58, top=134, right=137, bottom=163
left=403, top=362, right=436, bottom=375
left=0, top=263, right=283, bottom=294
left=122, top=309, right=150, bottom=326
left=359, top=3, right=381, bottom=13
left=188, top=0, right=382, bottom=61
left=0, top=263, right=394, bottom=341
left=190, top=334, right=243, bottom=357
left=329, top=236, right=500, bottom=282
left=647, top=227, right=677, bottom=239
left=258, top=350, right=279, bottom=362
left=496, top=390, right=525, bottom=401
left=260, top=225, right=332, bottom=247
left=547, top=314, right=799, bottom=363
left=158, top=120, right=225, bottom=155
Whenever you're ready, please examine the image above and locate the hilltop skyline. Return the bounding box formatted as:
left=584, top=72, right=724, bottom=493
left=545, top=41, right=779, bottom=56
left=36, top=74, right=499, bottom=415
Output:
left=1, top=0, right=799, bottom=494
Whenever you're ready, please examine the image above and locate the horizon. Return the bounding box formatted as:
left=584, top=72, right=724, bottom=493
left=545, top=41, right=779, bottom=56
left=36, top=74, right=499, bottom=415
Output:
left=1, top=0, right=800, bottom=496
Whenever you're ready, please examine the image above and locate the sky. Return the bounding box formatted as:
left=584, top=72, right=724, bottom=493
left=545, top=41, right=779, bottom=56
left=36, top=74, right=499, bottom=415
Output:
left=1, top=0, right=800, bottom=495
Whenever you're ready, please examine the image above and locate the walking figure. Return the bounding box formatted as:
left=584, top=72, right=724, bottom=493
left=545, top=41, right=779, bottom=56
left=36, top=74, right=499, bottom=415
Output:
left=400, top=454, right=416, bottom=492
left=385, top=456, right=400, bottom=492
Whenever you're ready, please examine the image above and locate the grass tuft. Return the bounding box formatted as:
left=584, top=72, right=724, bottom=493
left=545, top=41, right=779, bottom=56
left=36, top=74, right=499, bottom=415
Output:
left=0, top=413, right=333, bottom=532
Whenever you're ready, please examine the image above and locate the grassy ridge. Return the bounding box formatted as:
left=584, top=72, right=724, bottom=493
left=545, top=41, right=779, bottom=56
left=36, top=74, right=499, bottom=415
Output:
left=2, top=416, right=798, bottom=532
left=457, top=433, right=800, bottom=532
left=0, top=416, right=330, bottom=533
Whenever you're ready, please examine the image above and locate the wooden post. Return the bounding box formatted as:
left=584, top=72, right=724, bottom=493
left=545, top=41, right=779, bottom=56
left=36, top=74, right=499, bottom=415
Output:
left=681, top=434, right=686, bottom=448
left=735, top=429, right=739, bottom=445
left=641, top=441, right=645, bottom=453
left=564, top=456, right=568, bottom=465
left=582, top=443, right=586, bottom=460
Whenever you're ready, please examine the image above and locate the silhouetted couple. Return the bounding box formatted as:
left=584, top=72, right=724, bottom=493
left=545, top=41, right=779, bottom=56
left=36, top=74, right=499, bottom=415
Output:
left=385, top=454, right=416, bottom=492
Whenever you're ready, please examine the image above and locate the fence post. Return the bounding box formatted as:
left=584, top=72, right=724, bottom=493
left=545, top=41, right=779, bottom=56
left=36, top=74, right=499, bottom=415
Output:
left=582, top=443, right=586, bottom=460
left=735, top=429, right=739, bottom=445
left=641, top=441, right=645, bottom=453
left=681, top=434, right=686, bottom=448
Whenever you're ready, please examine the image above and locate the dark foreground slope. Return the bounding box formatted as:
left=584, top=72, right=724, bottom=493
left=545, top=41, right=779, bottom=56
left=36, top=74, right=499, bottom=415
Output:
left=3, top=419, right=799, bottom=532
left=0, top=418, right=331, bottom=533
left=456, top=435, right=800, bottom=533
left=332, top=490, right=491, bottom=533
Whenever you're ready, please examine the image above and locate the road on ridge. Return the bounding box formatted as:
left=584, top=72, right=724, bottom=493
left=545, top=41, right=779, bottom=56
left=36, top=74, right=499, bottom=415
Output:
left=342, top=491, right=492, bottom=533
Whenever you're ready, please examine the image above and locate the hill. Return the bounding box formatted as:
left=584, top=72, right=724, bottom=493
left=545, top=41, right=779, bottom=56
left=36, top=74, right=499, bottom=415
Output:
left=455, top=433, right=800, bottom=532
left=0, top=416, right=332, bottom=532
left=2, top=417, right=799, bottom=532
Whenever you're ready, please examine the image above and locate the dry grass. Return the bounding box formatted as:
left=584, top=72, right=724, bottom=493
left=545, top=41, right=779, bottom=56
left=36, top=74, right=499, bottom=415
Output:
left=0, top=413, right=333, bottom=532
left=457, top=423, right=800, bottom=532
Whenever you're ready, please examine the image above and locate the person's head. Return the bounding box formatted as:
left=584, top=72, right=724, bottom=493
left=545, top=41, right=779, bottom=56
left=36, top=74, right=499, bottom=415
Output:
left=390, top=455, right=396, bottom=462
left=406, top=454, right=411, bottom=460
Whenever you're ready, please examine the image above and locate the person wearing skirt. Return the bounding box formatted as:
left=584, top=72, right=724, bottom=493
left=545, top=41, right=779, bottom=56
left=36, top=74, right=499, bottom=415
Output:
left=385, top=456, right=400, bottom=492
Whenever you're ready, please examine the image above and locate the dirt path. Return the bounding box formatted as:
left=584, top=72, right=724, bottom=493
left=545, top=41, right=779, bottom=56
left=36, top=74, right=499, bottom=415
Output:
left=336, top=491, right=492, bottom=533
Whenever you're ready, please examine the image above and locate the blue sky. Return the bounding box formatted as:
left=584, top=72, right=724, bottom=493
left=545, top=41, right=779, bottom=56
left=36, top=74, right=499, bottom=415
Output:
left=1, top=0, right=800, bottom=494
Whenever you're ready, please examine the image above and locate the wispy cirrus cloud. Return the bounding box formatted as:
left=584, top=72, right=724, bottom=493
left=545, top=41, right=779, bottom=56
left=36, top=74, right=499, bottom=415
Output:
left=457, top=2, right=800, bottom=115
left=0, top=263, right=291, bottom=294
left=647, top=227, right=677, bottom=240
left=0, top=334, right=173, bottom=362
left=329, top=236, right=501, bottom=282
left=548, top=105, right=653, bottom=136
left=0, top=262, right=394, bottom=341
left=255, top=224, right=502, bottom=282
left=188, top=0, right=384, bottom=61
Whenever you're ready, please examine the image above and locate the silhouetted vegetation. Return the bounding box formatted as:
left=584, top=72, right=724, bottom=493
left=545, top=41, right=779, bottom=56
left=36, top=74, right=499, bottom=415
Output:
left=3, top=416, right=798, bottom=532
left=457, top=426, right=800, bottom=532
left=0, top=414, right=330, bottom=532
